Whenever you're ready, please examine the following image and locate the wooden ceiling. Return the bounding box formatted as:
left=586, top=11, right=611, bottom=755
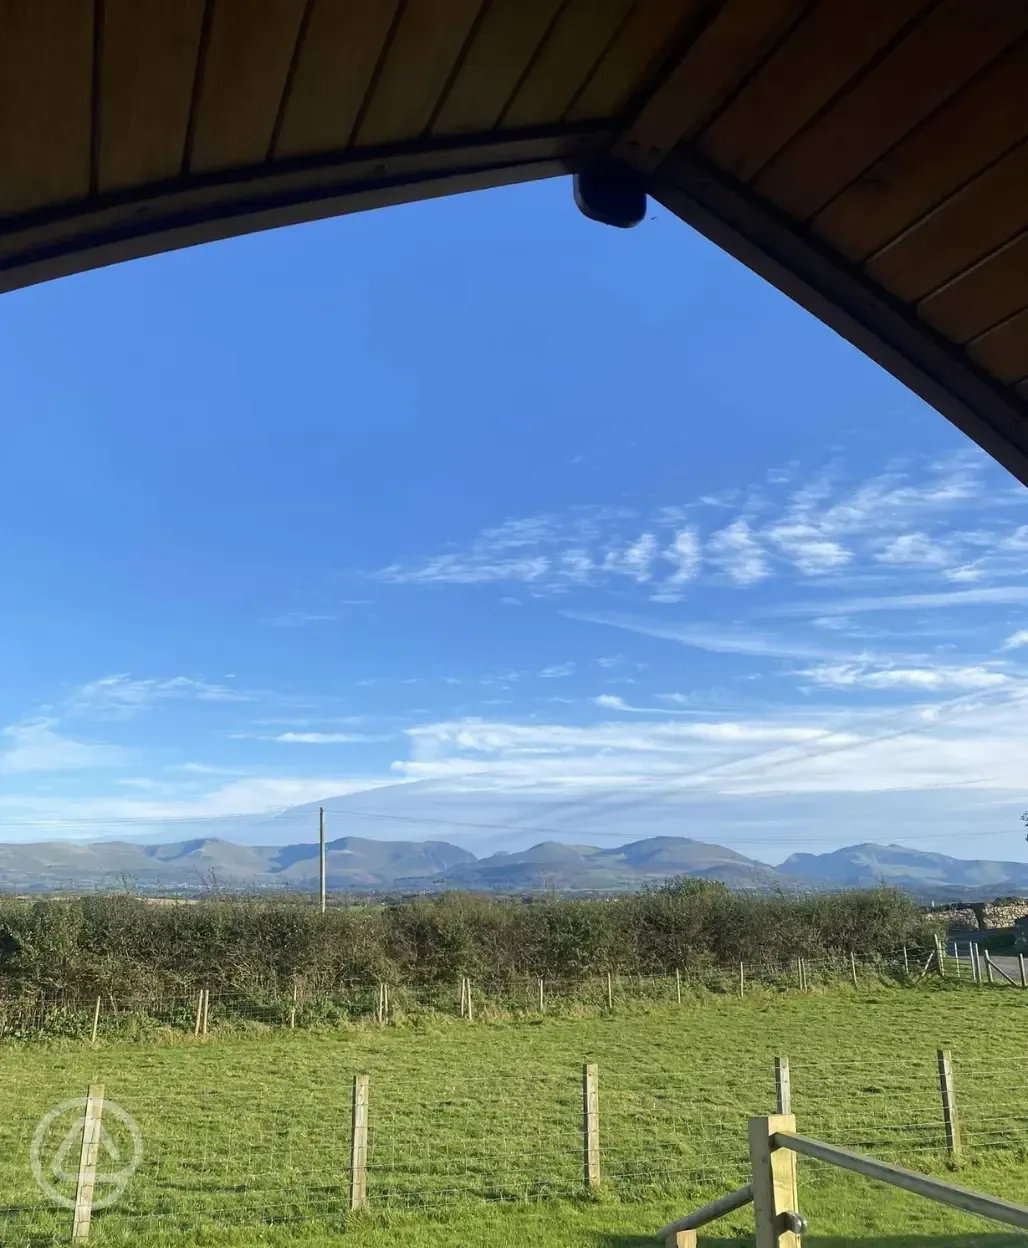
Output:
left=2, top=0, right=1027, bottom=483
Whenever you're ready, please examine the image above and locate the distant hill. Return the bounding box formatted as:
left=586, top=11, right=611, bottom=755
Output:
left=0, top=836, right=473, bottom=893
left=431, top=837, right=784, bottom=892
left=779, top=844, right=1028, bottom=894
left=2, top=827, right=1028, bottom=898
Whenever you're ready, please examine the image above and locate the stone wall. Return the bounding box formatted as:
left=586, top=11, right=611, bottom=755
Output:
left=935, top=901, right=1028, bottom=931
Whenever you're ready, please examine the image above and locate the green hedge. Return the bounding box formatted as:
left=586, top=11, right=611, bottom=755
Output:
left=0, top=880, right=936, bottom=998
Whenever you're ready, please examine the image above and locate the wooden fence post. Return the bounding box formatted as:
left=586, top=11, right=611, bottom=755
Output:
left=538, top=977, right=544, bottom=1012
left=290, top=982, right=297, bottom=1029
left=850, top=951, right=858, bottom=988
left=1019, top=954, right=1026, bottom=989
left=607, top=972, right=613, bottom=1011
left=582, top=1063, right=600, bottom=1190
left=465, top=978, right=473, bottom=1022
left=740, top=962, right=745, bottom=998
left=902, top=946, right=909, bottom=976
left=675, top=968, right=682, bottom=1005
left=194, top=989, right=203, bottom=1036
left=936, top=1049, right=962, bottom=1162
left=71, top=1083, right=105, bottom=1242
left=201, top=988, right=210, bottom=1036
left=935, top=934, right=945, bottom=977
left=749, top=1114, right=801, bottom=1248
left=459, top=976, right=467, bottom=1018
left=774, top=1057, right=791, bottom=1115
left=970, top=944, right=980, bottom=986
left=984, top=951, right=995, bottom=986
left=90, top=997, right=101, bottom=1047
left=350, top=1074, right=369, bottom=1211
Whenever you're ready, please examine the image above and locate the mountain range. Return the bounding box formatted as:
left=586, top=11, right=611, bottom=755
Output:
left=2, top=831, right=1028, bottom=898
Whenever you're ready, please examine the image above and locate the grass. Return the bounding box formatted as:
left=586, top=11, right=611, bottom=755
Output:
left=1, top=980, right=1026, bottom=1246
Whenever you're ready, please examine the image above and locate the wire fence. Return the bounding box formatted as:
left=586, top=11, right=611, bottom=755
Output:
left=0, top=944, right=965, bottom=1042
left=2, top=1044, right=1027, bottom=1244
left=4, top=943, right=1027, bottom=1242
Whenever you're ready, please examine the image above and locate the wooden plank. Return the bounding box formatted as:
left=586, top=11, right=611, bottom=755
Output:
left=755, top=0, right=1028, bottom=220
left=659, top=1185, right=754, bottom=1238
left=188, top=0, right=308, bottom=173
left=582, top=1063, right=600, bottom=1189
left=749, top=1114, right=800, bottom=1248
left=649, top=145, right=1028, bottom=489
left=501, top=0, right=635, bottom=131
left=815, top=37, right=1028, bottom=262
left=868, top=138, right=1028, bottom=303
left=778, top=1131, right=1028, bottom=1229
left=699, top=0, right=928, bottom=183
left=98, top=0, right=206, bottom=191
left=431, top=0, right=563, bottom=136
left=566, top=0, right=706, bottom=124
left=71, top=1083, right=105, bottom=1242
left=937, top=1049, right=962, bottom=1160
left=969, top=308, right=1028, bottom=384
left=774, top=1056, right=791, bottom=1114
left=0, top=0, right=94, bottom=214
left=274, top=0, right=401, bottom=159
left=350, top=1073, right=369, bottom=1210
left=355, top=0, right=486, bottom=148
left=919, top=229, right=1028, bottom=344
left=615, top=0, right=810, bottom=172
left=0, top=134, right=593, bottom=294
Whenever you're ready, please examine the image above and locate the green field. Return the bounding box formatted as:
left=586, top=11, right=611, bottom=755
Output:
left=1, top=981, right=1027, bottom=1246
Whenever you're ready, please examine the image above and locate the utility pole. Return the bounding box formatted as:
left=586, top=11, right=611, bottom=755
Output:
left=319, top=806, right=326, bottom=914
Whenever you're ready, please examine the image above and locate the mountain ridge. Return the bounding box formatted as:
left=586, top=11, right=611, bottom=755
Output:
left=0, top=830, right=1026, bottom=897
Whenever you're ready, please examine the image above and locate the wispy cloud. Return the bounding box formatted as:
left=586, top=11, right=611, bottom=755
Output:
left=707, top=519, right=770, bottom=584
left=371, top=454, right=1023, bottom=602
left=1001, top=629, right=1028, bottom=651
left=64, top=674, right=249, bottom=719
left=798, top=662, right=1010, bottom=692
left=540, top=663, right=575, bottom=679
left=0, top=719, right=127, bottom=773
left=566, top=611, right=846, bottom=662
left=775, top=587, right=1028, bottom=616
left=874, top=533, right=950, bottom=567
left=231, top=731, right=389, bottom=744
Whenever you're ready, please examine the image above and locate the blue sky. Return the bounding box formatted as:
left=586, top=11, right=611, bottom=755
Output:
left=2, top=176, right=1027, bottom=860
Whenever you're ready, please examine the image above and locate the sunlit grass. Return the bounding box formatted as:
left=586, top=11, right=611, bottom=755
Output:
left=1, top=982, right=1026, bottom=1245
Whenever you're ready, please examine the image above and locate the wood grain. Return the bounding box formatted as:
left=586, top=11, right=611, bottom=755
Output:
left=699, top=0, right=929, bottom=182
left=615, top=0, right=809, bottom=172
left=867, top=137, right=1028, bottom=303
left=0, top=0, right=94, bottom=214
left=754, top=0, right=1028, bottom=220
left=969, top=307, right=1028, bottom=384
left=565, top=0, right=705, bottom=124
left=919, top=229, right=1028, bottom=343
left=815, top=36, right=1028, bottom=261
left=274, top=0, right=401, bottom=158
left=188, top=0, right=308, bottom=173
left=99, top=0, right=206, bottom=190
left=431, top=0, right=562, bottom=136
left=355, top=0, right=486, bottom=147
left=501, top=0, right=635, bottom=130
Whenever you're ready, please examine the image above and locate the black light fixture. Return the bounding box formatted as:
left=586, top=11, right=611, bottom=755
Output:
left=573, top=160, right=647, bottom=229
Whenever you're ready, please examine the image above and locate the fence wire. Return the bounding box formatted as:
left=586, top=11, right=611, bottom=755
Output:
left=3, top=949, right=1028, bottom=1243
